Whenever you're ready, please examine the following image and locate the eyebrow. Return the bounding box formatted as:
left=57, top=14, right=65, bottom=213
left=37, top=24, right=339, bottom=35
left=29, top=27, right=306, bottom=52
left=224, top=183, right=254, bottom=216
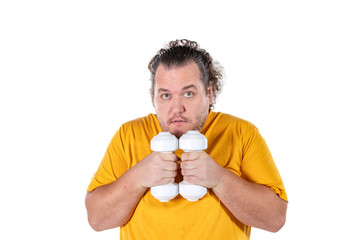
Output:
left=183, top=85, right=197, bottom=91
left=157, top=85, right=197, bottom=93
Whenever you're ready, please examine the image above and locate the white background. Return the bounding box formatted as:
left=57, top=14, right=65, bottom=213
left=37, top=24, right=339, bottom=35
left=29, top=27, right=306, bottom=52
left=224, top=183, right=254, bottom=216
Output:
left=1, top=1, right=359, bottom=239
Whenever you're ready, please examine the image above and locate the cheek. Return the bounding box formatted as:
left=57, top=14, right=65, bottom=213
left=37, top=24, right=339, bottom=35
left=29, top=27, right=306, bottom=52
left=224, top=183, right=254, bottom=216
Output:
left=193, top=97, right=209, bottom=110
left=153, top=97, right=162, bottom=111
left=154, top=102, right=169, bottom=117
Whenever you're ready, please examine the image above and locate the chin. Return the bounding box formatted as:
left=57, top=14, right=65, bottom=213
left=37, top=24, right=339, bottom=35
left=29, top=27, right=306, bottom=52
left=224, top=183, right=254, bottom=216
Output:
left=169, top=129, right=184, bottom=138
left=164, top=123, right=195, bottom=138
left=169, top=127, right=191, bottom=138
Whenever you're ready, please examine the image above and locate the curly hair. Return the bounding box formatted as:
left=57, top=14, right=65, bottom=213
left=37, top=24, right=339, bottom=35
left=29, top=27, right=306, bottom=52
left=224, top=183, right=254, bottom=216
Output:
left=148, top=39, right=223, bottom=109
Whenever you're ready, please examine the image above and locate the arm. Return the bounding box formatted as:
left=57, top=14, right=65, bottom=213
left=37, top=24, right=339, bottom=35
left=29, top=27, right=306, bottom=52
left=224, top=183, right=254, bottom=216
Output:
left=85, top=166, right=146, bottom=231
left=180, top=152, right=287, bottom=232
left=85, top=152, right=178, bottom=231
left=212, top=167, right=287, bottom=232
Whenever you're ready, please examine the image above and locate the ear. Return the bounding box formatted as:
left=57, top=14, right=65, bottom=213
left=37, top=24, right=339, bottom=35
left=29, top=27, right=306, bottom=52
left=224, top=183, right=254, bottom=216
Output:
left=207, top=85, right=214, bottom=106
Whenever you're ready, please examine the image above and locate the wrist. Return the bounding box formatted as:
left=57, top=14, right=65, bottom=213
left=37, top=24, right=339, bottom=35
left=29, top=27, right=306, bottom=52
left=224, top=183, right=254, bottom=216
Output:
left=125, top=164, right=149, bottom=191
left=210, top=167, right=227, bottom=192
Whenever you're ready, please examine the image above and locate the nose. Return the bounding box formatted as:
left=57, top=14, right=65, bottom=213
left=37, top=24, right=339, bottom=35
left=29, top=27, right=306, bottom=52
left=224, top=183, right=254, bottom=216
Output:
left=171, top=96, right=185, bottom=114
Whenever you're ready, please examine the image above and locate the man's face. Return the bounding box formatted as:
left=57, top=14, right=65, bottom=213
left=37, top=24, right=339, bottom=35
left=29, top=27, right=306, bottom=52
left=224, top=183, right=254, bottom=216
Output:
left=153, top=62, right=213, bottom=138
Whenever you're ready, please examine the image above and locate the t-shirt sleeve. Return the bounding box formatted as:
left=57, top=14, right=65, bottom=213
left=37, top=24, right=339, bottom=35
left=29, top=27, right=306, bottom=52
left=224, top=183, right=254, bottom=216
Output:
left=87, top=127, right=129, bottom=192
left=240, top=123, right=288, bottom=202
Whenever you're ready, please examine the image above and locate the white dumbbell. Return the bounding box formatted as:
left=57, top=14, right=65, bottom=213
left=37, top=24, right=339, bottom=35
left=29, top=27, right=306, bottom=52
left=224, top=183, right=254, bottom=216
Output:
left=179, top=131, right=208, bottom=201
left=150, top=132, right=179, bottom=202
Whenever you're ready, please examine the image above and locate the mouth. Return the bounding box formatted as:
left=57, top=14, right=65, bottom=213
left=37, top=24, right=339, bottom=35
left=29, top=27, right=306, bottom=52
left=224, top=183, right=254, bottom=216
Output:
left=168, top=117, right=188, bottom=126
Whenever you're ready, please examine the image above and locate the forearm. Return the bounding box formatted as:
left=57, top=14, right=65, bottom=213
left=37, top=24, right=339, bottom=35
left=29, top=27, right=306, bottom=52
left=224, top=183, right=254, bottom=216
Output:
left=85, top=166, right=147, bottom=231
left=212, top=168, right=287, bottom=232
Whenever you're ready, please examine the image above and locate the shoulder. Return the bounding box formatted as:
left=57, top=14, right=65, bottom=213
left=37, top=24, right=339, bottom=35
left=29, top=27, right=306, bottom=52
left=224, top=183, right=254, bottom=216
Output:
left=202, top=111, right=261, bottom=144
left=118, top=113, right=161, bottom=138
left=209, top=111, right=258, bottom=131
left=121, top=114, right=159, bottom=128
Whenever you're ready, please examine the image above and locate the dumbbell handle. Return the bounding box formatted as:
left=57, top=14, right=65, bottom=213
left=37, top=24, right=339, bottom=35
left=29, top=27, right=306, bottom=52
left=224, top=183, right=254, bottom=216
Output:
left=150, top=132, right=179, bottom=202
left=179, top=131, right=208, bottom=201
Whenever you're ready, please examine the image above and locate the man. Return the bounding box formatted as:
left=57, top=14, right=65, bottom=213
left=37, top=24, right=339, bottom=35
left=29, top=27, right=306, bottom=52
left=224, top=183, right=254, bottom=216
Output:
left=85, top=39, right=288, bottom=239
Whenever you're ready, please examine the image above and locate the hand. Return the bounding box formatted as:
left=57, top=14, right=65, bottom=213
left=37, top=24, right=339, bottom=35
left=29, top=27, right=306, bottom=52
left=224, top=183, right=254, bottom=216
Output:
left=180, top=152, right=224, bottom=189
left=135, top=152, right=179, bottom=188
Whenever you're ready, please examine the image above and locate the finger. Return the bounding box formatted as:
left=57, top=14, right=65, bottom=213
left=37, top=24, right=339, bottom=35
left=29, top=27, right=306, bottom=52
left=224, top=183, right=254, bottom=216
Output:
left=158, top=177, right=176, bottom=185
left=183, top=175, right=198, bottom=185
left=181, top=168, right=197, bottom=177
left=163, top=161, right=178, bottom=171
left=181, top=152, right=202, bottom=161
left=161, top=153, right=179, bottom=162
left=180, top=161, right=196, bottom=170
left=161, top=170, right=178, bottom=179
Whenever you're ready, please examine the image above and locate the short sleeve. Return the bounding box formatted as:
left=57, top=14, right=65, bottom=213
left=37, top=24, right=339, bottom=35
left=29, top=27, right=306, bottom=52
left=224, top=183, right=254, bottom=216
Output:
left=87, top=127, right=129, bottom=192
left=240, top=123, right=288, bottom=202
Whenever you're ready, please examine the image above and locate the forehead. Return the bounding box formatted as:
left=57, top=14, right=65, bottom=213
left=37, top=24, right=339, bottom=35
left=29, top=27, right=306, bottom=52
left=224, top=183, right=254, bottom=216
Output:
left=154, top=62, right=204, bottom=91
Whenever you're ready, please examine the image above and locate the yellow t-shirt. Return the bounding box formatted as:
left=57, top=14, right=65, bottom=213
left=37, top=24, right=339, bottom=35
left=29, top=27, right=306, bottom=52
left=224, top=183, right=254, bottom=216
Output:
left=87, top=111, right=287, bottom=240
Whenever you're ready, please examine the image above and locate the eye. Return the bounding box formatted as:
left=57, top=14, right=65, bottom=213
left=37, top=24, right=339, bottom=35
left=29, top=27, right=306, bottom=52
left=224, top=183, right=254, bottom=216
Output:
left=161, top=93, right=171, bottom=100
left=184, top=91, right=194, bottom=98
